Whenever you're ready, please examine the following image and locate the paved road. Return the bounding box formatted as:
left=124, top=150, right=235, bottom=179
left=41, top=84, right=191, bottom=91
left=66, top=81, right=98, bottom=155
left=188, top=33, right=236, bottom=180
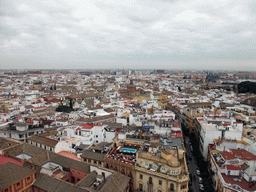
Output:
left=185, top=136, right=200, bottom=192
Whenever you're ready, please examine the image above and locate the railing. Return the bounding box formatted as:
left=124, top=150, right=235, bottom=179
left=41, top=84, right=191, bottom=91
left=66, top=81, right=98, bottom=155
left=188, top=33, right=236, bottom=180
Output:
left=135, top=166, right=187, bottom=182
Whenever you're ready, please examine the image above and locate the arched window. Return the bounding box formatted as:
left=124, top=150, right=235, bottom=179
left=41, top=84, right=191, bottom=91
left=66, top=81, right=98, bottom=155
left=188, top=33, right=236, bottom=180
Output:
left=149, top=177, right=153, bottom=184
left=139, top=183, right=143, bottom=191
left=170, top=183, right=174, bottom=190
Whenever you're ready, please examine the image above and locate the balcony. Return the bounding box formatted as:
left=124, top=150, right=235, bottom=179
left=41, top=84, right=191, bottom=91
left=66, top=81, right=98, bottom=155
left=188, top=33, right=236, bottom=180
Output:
left=136, top=166, right=183, bottom=182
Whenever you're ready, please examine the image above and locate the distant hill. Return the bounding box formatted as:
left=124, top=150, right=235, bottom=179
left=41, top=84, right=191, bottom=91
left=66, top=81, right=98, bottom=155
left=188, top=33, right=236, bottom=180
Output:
left=238, top=81, right=256, bottom=94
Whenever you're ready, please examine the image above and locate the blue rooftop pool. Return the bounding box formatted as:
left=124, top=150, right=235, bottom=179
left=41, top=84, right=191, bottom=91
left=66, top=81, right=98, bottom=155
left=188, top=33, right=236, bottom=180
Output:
left=121, top=148, right=137, bottom=153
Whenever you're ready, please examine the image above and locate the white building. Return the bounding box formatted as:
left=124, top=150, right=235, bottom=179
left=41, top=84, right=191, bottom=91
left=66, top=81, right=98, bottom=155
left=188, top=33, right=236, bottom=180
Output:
left=198, top=118, right=243, bottom=160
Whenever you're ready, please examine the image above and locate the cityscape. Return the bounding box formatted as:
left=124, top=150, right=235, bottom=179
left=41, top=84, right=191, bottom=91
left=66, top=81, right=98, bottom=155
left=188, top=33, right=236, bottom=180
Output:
left=0, top=69, right=256, bottom=192
left=1, top=0, right=256, bottom=192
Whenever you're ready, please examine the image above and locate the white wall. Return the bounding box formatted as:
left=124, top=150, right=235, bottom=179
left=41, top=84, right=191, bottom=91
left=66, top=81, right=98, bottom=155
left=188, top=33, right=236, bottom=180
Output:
left=201, top=129, right=222, bottom=160
left=90, top=166, right=113, bottom=178
left=116, top=118, right=127, bottom=126
left=55, top=141, right=76, bottom=153
left=104, top=131, right=116, bottom=143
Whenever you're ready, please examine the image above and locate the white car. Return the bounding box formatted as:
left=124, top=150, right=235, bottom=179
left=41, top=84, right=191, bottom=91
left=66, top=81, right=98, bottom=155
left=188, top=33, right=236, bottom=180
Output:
left=196, top=169, right=201, bottom=175
left=199, top=184, right=204, bottom=191
left=198, top=177, right=203, bottom=183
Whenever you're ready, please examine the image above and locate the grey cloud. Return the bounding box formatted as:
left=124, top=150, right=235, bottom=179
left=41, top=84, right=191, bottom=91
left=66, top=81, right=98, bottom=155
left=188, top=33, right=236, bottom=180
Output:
left=0, top=0, right=256, bottom=71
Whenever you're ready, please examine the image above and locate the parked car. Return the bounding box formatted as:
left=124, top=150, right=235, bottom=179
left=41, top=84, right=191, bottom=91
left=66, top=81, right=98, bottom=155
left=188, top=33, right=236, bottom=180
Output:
left=198, top=177, right=203, bottom=183
left=196, top=169, right=201, bottom=175
left=199, top=184, right=204, bottom=191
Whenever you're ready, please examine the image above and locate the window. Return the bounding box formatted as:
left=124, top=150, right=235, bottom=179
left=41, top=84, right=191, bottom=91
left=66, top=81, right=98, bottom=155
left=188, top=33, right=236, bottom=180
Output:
left=149, top=177, right=153, bottom=184
left=145, top=161, right=149, bottom=168
left=158, top=190, right=162, bottom=192
left=26, top=176, right=31, bottom=181
left=227, top=171, right=230, bottom=176
left=181, top=184, right=186, bottom=189
left=96, top=135, right=98, bottom=138
left=161, top=166, right=165, bottom=172
left=176, top=169, right=180, bottom=174
left=16, top=182, right=21, bottom=187
left=153, top=163, right=157, bottom=169
left=159, top=180, right=162, bottom=185
left=121, top=169, right=125, bottom=174
left=140, top=174, right=143, bottom=179
left=170, top=183, right=174, bottom=190
left=139, top=183, right=143, bottom=191
left=4, top=188, right=8, bottom=192
left=171, top=170, right=175, bottom=174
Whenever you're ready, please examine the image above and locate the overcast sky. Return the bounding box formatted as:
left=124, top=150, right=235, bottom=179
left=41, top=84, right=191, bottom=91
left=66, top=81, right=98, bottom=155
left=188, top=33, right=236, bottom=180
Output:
left=1, top=0, right=256, bottom=71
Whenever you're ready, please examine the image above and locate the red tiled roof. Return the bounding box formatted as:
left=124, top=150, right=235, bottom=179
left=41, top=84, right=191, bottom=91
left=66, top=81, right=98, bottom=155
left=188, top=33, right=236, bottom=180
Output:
left=0, top=154, right=24, bottom=166
left=226, top=165, right=242, bottom=170
left=57, top=151, right=81, bottom=161
left=230, top=149, right=256, bottom=161
left=160, top=116, right=173, bottom=118
left=222, top=123, right=231, bottom=126
left=220, top=151, right=236, bottom=160
left=221, top=173, right=256, bottom=191
left=34, top=106, right=46, bottom=109
left=79, top=124, right=94, bottom=129
left=220, top=149, right=256, bottom=161
left=174, top=121, right=180, bottom=127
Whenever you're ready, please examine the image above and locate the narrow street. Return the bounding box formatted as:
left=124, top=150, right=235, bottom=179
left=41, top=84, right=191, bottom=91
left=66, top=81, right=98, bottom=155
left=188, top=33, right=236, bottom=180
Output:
left=185, top=136, right=200, bottom=192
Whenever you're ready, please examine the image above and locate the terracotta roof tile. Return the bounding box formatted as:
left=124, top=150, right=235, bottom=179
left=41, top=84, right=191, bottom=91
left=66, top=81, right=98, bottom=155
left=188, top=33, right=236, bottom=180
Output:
left=99, top=172, right=130, bottom=192
left=28, top=135, right=58, bottom=147
left=221, top=173, right=256, bottom=191
left=0, top=154, right=24, bottom=166
left=0, top=162, right=35, bottom=190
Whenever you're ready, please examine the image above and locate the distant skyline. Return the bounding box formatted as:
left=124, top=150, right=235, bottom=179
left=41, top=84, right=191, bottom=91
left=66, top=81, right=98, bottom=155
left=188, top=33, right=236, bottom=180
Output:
left=1, top=0, right=256, bottom=71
